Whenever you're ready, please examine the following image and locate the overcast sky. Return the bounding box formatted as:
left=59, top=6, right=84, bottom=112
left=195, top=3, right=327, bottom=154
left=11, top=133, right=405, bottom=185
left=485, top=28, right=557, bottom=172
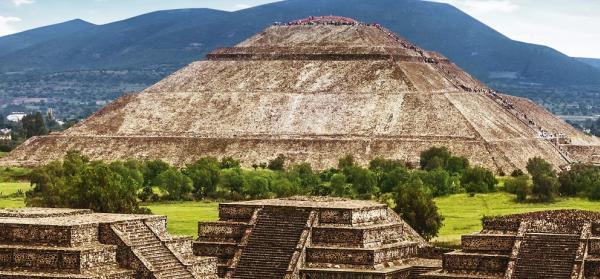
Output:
left=1, top=0, right=599, bottom=58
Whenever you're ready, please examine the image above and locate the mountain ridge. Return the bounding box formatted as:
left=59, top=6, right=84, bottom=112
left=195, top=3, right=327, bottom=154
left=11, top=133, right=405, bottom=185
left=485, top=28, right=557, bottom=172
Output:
left=1, top=0, right=599, bottom=86
left=0, top=0, right=599, bottom=120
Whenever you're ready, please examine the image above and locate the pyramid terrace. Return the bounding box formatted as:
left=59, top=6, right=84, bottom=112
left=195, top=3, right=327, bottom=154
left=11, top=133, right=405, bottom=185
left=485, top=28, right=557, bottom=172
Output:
left=2, top=16, right=599, bottom=171
left=3, top=199, right=600, bottom=278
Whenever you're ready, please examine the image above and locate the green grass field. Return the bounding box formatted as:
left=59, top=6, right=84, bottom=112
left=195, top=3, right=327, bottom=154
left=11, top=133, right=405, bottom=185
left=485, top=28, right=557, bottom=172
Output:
left=145, top=201, right=219, bottom=236
left=0, top=182, right=30, bottom=208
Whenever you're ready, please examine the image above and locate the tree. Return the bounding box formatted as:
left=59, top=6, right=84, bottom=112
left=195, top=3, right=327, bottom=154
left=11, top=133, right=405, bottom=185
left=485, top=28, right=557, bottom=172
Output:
left=369, top=158, right=405, bottom=173
left=330, top=173, right=348, bottom=197
left=220, top=157, right=240, bottom=169
left=505, top=175, right=531, bottom=202
left=21, top=112, right=48, bottom=138
left=394, top=177, right=444, bottom=240
left=338, top=155, right=355, bottom=170
left=510, top=169, right=525, bottom=177
left=446, top=156, right=470, bottom=174
left=183, top=157, right=220, bottom=197
left=220, top=168, right=246, bottom=194
left=462, top=167, right=497, bottom=194
left=532, top=174, right=560, bottom=202
left=379, top=166, right=410, bottom=194
left=244, top=175, right=270, bottom=198
left=289, top=163, right=320, bottom=193
left=417, top=169, right=452, bottom=197
left=142, top=160, right=170, bottom=187
left=267, top=154, right=286, bottom=171
left=559, top=164, right=600, bottom=199
left=526, top=157, right=554, bottom=177
left=270, top=175, right=296, bottom=197
left=526, top=157, right=559, bottom=202
left=26, top=151, right=148, bottom=214
left=420, top=147, right=451, bottom=171
left=345, top=167, right=378, bottom=198
left=157, top=168, right=193, bottom=200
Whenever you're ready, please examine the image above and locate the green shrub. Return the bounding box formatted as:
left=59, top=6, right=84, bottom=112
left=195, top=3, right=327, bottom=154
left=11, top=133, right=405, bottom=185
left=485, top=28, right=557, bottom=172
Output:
left=462, top=167, right=497, bottom=193
left=26, top=151, right=148, bottom=214
left=505, top=175, right=531, bottom=202
left=420, top=147, right=451, bottom=171
left=267, top=154, right=286, bottom=171
left=394, top=176, right=444, bottom=241
left=526, top=157, right=559, bottom=202
left=183, top=157, right=220, bottom=198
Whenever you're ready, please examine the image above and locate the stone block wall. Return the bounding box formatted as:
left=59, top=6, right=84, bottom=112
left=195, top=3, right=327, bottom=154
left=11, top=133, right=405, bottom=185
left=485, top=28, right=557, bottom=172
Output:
left=306, top=243, right=418, bottom=269
left=218, top=204, right=256, bottom=222
left=461, top=234, right=515, bottom=253
left=318, top=206, right=388, bottom=226
left=442, top=252, right=509, bottom=273
left=0, top=245, right=116, bottom=272
left=198, top=222, right=248, bottom=242
left=0, top=223, right=98, bottom=247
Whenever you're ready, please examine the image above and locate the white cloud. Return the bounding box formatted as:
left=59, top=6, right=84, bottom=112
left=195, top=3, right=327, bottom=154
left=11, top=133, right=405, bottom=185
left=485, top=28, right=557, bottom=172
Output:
left=0, top=15, right=22, bottom=36
left=10, top=0, right=35, bottom=7
left=234, top=4, right=252, bottom=10
left=431, top=0, right=519, bottom=14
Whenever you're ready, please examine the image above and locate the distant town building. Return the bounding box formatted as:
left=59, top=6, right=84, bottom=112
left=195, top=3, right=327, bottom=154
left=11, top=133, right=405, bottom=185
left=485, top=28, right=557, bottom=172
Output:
left=0, top=128, right=11, bottom=141
left=6, top=112, right=26, bottom=122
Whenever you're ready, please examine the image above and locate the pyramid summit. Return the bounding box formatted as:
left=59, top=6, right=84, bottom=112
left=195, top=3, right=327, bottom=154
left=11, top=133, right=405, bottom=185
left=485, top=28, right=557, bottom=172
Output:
left=3, top=16, right=600, bottom=170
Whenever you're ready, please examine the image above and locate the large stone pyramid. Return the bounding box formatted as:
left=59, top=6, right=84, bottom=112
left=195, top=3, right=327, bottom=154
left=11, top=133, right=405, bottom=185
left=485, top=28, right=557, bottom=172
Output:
left=3, top=16, right=600, bottom=170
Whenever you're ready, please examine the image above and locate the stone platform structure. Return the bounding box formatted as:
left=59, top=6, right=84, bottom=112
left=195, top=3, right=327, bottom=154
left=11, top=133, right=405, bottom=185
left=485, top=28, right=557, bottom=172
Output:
left=422, top=210, right=600, bottom=279
left=193, top=197, right=441, bottom=279
left=0, top=208, right=217, bottom=279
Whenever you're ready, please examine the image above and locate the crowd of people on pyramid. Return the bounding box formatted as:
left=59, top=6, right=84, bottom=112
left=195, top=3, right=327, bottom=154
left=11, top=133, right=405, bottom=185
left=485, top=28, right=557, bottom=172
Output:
left=273, top=16, right=360, bottom=26
left=488, top=91, right=572, bottom=150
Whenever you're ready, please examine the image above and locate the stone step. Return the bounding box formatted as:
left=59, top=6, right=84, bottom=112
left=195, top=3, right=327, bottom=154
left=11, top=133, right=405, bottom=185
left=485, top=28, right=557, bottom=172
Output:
left=0, top=265, right=137, bottom=279
left=111, top=221, right=196, bottom=279
left=231, top=208, right=310, bottom=279
left=420, top=270, right=503, bottom=279
left=512, top=233, right=579, bottom=279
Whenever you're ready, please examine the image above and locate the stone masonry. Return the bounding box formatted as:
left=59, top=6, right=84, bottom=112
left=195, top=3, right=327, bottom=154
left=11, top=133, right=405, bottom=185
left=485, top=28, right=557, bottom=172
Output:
left=193, top=197, right=442, bottom=279
left=0, top=208, right=217, bottom=279
left=3, top=16, right=599, bottom=171
left=422, top=210, right=600, bottom=279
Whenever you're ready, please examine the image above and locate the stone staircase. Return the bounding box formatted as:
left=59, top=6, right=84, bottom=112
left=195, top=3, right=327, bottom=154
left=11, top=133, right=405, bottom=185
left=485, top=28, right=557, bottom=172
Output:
left=232, top=207, right=311, bottom=279
left=511, top=233, right=580, bottom=279
left=112, top=220, right=195, bottom=279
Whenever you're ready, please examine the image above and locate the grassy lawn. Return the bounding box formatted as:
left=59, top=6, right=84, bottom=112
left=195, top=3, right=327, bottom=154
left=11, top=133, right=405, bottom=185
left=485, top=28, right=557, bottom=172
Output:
left=0, top=182, right=31, bottom=196
left=433, top=192, right=600, bottom=245
left=145, top=201, right=220, bottom=236
left=0, top=182, right=31, bottom=209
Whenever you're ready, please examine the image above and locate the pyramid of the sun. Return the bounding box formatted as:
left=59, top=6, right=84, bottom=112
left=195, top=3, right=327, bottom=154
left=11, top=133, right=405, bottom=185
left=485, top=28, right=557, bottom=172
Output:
left=3, top=16, right=600, bottom=170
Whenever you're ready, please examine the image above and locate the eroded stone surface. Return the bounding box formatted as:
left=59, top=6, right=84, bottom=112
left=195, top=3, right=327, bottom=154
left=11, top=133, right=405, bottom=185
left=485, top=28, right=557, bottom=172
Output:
left=194, top=196, right=441, bottom=278
left=423, top=210, right=600, bottom=279
left=2, top=16, right=598, bottom=170
left=0, top=208, right=217, bottom=279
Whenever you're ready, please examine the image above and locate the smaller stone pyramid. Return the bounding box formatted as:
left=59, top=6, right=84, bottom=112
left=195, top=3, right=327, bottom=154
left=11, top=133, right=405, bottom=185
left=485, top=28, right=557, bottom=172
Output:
left=423, top=210, right=600, bottom=279
left=193, top=196, right=442, bottom=278
left=0, top=208, right=218, bottom=279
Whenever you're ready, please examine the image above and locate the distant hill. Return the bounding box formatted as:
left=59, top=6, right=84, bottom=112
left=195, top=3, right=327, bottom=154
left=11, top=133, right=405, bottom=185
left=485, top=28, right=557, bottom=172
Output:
left=0, top=0, right=599, bottom=119
left=1, top=0, right=600, bottom=86
left=578, top=58, right=600, bottom=69
left=0, top=19, right=94, bottom=58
